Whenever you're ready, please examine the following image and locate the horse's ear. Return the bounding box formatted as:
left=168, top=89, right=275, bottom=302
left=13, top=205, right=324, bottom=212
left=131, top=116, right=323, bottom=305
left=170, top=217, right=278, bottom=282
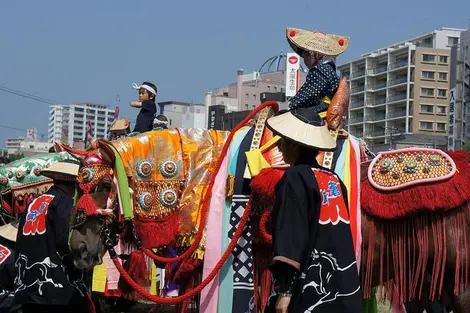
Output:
left=95, top=140, right=115, bottom=166
left=59, top=143, right=90, bottom=161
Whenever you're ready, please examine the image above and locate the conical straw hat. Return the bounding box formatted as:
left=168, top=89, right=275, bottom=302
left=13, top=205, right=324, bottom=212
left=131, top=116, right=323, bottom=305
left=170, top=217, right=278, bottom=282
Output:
left=286, top=27, right=350, bottom=57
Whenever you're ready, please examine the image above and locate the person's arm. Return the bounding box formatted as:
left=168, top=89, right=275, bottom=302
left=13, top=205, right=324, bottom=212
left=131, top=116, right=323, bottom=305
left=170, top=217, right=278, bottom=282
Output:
left=289, top=62, right=339, bottom=109
left=130, top=101, right=142, bottom=108
left=269, top=170, right=313, bottom=295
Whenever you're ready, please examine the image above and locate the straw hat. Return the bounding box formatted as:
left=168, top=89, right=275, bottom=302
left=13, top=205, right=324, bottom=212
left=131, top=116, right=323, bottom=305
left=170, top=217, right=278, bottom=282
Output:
left=0, top=221, right=18, bottom=242
left=286, top=27, right=350, bottom=57
left=110, top=119, right=131, bottom=132
left=266, top=108, right=336, bottom=151
left=40, top=159, right=80, bottom=182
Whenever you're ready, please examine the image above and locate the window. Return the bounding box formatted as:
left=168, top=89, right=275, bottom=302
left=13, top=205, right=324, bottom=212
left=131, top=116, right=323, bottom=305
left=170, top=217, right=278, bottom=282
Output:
left=422, top=54, right=436, bottom=63
left=438, top=72, right=448, bottom=81
left=420, top=104, right=434, bottom=114
left=419, top=121, right=433, bottom=130
left=252, top=94, right=256, bottom=100
left=421, top=71, right=435, bottom=80
left=448, top=37, right=459, bottom=46
left=421, top=87, right=435, bottom=97
left=437, top=89, right=447, bottom=98
left=439, top=56, right=449, bottom=64
left=436, top=122, right=446, bottom=132
left=245, top=93, right=249, bottom=99
left=436, top=106, right=446, bottom=115
left=274, top=86, right=278, bottom=92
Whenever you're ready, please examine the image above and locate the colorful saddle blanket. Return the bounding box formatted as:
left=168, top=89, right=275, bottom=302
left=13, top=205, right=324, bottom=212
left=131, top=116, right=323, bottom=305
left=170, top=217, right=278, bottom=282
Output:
left=368, top=147, right=456, bottom=191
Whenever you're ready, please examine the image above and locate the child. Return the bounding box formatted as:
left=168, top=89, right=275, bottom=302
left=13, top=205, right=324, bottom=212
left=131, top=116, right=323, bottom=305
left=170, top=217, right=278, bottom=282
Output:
left=153, top=114, right=169, bottom=130
left=130, top=82, right=159, bottom=133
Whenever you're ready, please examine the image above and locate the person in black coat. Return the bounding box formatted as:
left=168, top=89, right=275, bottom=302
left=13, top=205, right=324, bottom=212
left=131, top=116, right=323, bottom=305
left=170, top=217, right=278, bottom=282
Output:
left=0, top=221, right=19, bottom=313
left=14, top=159, right=90, bottom=313
left=130, top=81, right=159, bottom=133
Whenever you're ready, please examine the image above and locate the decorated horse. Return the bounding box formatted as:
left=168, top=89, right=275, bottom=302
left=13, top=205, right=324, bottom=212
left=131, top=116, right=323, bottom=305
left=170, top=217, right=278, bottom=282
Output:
left=0, top=151, right=74, bottom=223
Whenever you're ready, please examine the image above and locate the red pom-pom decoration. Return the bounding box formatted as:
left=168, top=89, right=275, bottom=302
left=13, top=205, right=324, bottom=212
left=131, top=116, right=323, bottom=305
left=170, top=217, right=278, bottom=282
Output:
left=289, top=30, right=296, bottom=37
left=338, top=38, right=345, bottom=46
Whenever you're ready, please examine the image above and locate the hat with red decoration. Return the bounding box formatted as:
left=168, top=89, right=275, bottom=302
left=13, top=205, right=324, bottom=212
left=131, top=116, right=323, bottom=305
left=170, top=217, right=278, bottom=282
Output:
left=286, top=27, right=349, bottom=57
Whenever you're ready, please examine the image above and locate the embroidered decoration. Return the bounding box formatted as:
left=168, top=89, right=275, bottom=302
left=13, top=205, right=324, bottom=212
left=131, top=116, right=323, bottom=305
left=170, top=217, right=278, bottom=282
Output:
left=160, top=160, right=178, bottom=178
left=23, top=194, right=55, bottom=236
left=14, top=254, right=64, bottom=295
left=427, top=154, right=442, bottom=166
left=379, top=158, right=394, bottom=174
left=160, top=189, right=178, bottom=208
left=313, top=168, right=349, bottom=225
left=403, top=161, right=419, bottom=174
left=136, top=160, right=153, bottom=178
left=80, top=168, right=95, bottom=183
left=139, top=192, right=153, bottom=211
left=368, top=148, right=456, bottom=191
left=0, top=244, right=11, bottom=265
left=0, top=176, right=8, bottom=185
left=33, top=167, right=42, bottom=176
left=7, top=171, right=13, bottom=179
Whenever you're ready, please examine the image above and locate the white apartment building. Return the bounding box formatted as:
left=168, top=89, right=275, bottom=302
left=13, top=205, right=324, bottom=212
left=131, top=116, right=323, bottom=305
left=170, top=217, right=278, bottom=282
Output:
left=5, top=128, right=50, bottom=156
left=339, top=27, right=464, bottom=152
left=48, top=103, right=114, bottom=146
left=160, top=101, right=205, bottom=128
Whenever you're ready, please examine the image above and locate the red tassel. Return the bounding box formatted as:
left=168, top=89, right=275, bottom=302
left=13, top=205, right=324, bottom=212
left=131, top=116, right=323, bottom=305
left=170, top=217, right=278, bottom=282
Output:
left=127, top=250, right=150, bottom=287
left=134, top=213, right=180, bottom=249
left=76, top=193, right=98, bottom=216
left=173, top=258, right=201, bottom=285
left=250, top=167, right=286, bottom=203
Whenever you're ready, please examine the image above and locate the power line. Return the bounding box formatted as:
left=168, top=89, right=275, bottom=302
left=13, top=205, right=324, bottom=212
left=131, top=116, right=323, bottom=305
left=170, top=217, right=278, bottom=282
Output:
left=0, top=85, right=61, bottom=106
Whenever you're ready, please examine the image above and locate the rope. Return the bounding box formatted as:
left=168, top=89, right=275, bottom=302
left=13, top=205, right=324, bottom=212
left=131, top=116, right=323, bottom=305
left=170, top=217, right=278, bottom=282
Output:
left=139, top=101, right=279, bottom=264
left=259, top=210, right=272, bottom=244
left=111, top=199, right=253, bottom=304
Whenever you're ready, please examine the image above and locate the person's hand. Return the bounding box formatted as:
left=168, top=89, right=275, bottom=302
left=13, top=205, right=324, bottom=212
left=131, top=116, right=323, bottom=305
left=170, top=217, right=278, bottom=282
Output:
left=276, top=294, right=291, bottom=313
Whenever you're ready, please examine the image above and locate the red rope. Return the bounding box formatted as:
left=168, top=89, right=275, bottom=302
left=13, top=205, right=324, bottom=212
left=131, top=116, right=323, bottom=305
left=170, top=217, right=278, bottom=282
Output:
left=259, top=210, right=272, bottom=244
left=112, top=199, right=253, bottom=304
left=140, top=101, right=279, bottom=264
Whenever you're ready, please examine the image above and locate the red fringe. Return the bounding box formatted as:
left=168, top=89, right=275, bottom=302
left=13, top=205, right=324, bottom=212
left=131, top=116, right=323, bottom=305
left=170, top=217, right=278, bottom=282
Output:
left=362, top=204, right=469, bottom=305
left=253, top=242, right=273, bottom=312
left=362, top=151, right=470, bottom=219
left=250, top=167, right=287, bottom=205
left=134, top=213, right=180, bottom=249
left=127, top=250, right=150, bottom=287
left=76, top=193, right=98, bottom=216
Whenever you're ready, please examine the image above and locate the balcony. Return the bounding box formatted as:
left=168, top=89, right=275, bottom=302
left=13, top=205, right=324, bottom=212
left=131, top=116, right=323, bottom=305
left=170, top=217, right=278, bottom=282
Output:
left=367, top=65, right=388, bottom=75
left=388, top=76, right=408, bottom=87
left=349, top=116, right=364, bottom=124
left=364, top=131, right=386, bottom=138
left=350, top=101, right=365, bottom=109
left=351, top=86, right=365, bottom=94
left=365, top=114, right=386, bottom=122
left=351, top=69, right=366, bottom=78
left=366, top=97, right=387, bottom=106
left=387, top=93, right=407, bottom=103
left=387, top=110, right=408, bottom=118
left=389, top=60, right=408, bottom=70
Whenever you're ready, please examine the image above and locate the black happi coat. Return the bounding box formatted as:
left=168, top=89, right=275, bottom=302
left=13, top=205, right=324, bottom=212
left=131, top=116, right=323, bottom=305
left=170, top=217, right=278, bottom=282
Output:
left=0, top=239, right=16, bottom=313
left=14, top=186, right=88, bottom=307
left=267, top=160, right=362, bottom=313
left=134, top=100, right=157, bottom=133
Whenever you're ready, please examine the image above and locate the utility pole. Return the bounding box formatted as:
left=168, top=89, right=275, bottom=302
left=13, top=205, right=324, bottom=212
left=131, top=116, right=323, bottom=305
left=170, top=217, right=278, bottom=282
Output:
left=383, top=125, right=398, bottom=150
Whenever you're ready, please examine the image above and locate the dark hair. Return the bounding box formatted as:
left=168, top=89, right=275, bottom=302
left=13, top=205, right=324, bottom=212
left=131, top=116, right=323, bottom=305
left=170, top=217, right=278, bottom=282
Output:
left=48, top=146, right=56, bottom=153
left=298, top=145, right=320, bottom=160
left=142, top=81, right=157, bottom=100
left=155, top=114, right=167, bottom=122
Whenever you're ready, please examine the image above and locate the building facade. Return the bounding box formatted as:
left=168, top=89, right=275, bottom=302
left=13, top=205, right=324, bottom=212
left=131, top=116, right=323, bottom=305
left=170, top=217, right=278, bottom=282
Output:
left=339, top=28, right=464, bottom=152
left=448, top=29, right=470, bottom=149
left=5, top=128, right=50, bottom=156
left=48, top=103, right=114, bottom=146
left=160, top=101, right=205, bottom=128
left=204, top=53, right=308, bottom=127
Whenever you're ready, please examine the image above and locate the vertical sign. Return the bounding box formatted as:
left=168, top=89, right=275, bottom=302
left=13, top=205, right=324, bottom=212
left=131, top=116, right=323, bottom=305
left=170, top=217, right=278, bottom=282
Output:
left=208, top=105, right=225, bottom=130
left=448, top=88, right=456, bottom=150
left=285, top=53, right=300, bottom=98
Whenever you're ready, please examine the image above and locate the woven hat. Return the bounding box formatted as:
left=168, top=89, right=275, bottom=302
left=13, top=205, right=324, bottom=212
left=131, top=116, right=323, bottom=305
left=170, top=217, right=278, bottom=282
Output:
left=286, top=27, right=350, bottom=57
left=40, top=159, right=80, bottom=182
left=0, top=221, right=18, bottom=242
left=266, top=108, right=336, bottom=151
left=110, top=119, right=131, bottom=132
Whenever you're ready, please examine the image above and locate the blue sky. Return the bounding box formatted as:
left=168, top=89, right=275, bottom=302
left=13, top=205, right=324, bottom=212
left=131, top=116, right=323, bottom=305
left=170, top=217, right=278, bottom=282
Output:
left=0, top=0, right=469, bottom=146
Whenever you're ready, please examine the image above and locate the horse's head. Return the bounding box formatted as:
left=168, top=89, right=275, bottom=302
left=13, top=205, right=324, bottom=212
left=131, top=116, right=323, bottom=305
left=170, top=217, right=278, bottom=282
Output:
left=62, top=141, right=118, bottom=270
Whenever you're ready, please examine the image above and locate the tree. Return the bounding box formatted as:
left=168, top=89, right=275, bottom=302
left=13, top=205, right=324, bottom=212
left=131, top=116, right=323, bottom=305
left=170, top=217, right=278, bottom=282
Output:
left=8, top=153, right=24, bottom=162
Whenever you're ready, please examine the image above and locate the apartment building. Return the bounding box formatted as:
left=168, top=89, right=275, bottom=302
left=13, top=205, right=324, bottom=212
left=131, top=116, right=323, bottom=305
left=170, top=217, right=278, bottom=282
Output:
left=339, top=28, right=464, bottom=152
left=449, top=29, right=470, bottom=149
left=160, top=101, right=205, bottom=128
left=48, top=103, right=114, bottom=146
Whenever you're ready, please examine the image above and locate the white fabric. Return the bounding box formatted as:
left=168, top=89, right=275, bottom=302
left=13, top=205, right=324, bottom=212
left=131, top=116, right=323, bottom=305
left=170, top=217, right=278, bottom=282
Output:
left=132, top=83, right=157, bottom=96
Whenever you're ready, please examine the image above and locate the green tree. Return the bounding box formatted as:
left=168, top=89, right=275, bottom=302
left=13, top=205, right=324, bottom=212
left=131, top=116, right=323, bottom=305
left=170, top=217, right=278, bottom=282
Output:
left=8, top=153, right=24, bottom=162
